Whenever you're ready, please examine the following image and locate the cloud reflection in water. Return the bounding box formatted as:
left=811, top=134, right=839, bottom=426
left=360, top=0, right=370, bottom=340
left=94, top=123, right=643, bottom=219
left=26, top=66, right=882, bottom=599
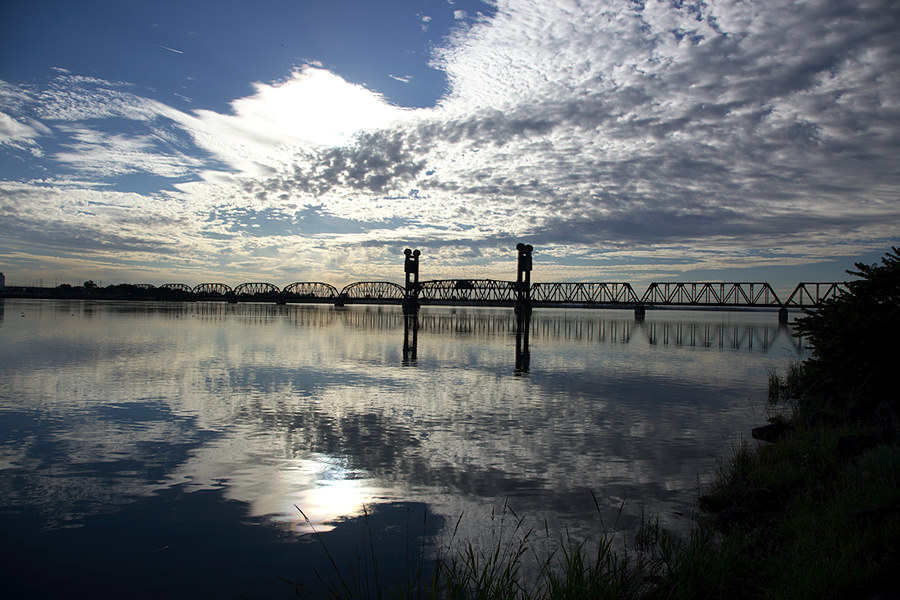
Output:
left=0, top=300, right=803, bottom=546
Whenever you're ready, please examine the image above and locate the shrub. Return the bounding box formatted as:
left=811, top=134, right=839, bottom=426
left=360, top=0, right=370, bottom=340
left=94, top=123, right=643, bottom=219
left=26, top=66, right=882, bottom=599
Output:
left=793, top=247, right=900, bottom=417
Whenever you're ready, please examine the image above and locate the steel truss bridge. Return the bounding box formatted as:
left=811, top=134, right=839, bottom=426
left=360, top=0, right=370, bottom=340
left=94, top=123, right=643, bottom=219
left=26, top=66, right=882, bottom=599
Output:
left=150, top=279, right=845, bottom=314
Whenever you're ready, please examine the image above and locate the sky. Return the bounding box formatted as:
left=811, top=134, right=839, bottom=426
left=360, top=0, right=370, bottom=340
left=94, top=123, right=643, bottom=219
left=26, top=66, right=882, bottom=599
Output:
left=1, top=0, right=898, bottom=292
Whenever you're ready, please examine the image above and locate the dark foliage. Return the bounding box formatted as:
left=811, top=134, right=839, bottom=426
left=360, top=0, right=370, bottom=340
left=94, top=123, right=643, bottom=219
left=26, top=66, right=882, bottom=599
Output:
left=794, top=247, right=900, bottom=417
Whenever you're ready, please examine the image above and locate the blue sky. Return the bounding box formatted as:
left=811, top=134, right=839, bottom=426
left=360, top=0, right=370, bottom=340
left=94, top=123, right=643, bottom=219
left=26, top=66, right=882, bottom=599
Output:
left=1, top=0, right=898, bottom=292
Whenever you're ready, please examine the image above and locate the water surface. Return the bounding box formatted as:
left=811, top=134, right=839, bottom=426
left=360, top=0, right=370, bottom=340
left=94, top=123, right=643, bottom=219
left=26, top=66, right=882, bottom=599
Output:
left=0, top=299, right=804, bottom=598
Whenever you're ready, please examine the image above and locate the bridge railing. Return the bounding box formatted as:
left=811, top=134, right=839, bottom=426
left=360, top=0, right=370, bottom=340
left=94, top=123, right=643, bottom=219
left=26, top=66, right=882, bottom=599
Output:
left=640, top=282, right=782, bottom=307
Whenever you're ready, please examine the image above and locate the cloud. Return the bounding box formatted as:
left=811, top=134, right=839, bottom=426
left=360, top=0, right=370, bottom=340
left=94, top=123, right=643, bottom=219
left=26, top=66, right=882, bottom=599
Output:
left=1, top=0, right=899, bottom=285
left=169, top=67, right=412, bottom=176
left=0, top=82, right=52, bottom=155
left=266, top=0, right=900, bottom=250
left=51, top=127, right=207, bottom=177
left=0, top=111, right=48, bottom=155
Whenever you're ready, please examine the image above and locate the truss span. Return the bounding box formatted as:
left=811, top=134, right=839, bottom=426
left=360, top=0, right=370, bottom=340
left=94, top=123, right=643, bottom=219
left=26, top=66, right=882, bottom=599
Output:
left=340, top=281, right=406, bottom=300
left=640, top=282, right=782, bottom=307
left=784, top=282, right=848, bottom=307
left=193, top=283, right=233, bottom=296
left=419, top=279, right=519, bottom=303
left=530, top=282, right=641, bottom=304
left=233, top=282, right=281, bottom=296
left=282, top=282, right=339, bottom=299
left=160, top=283, right=193, bottom=292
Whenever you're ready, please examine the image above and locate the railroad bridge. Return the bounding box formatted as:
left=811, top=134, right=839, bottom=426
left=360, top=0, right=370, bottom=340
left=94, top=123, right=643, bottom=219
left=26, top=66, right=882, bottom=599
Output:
left=157, top=245, right=845, bottom=322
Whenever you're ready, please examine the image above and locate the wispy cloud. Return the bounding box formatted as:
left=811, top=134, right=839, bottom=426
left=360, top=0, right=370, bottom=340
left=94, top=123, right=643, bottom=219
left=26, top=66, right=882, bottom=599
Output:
left=51, top=127, right=207, bottom=177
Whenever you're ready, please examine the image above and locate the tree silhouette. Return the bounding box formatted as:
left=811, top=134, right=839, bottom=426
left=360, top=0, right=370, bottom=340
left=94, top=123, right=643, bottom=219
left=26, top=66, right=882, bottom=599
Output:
left=795, top=247, right=900, bottom=416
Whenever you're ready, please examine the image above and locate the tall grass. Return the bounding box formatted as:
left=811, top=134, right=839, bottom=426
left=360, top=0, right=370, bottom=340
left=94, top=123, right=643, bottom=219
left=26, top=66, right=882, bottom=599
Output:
left=287, top=492, right=751, bottom=600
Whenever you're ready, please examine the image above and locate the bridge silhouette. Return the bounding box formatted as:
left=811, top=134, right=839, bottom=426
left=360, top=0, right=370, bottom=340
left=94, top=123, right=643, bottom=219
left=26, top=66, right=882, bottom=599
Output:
left=152, top=245, right=845, bottom=322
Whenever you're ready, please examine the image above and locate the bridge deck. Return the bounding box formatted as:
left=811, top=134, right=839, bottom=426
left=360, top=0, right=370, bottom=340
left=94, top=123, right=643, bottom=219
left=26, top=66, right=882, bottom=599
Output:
left=6, top=279, right=845, bottom=311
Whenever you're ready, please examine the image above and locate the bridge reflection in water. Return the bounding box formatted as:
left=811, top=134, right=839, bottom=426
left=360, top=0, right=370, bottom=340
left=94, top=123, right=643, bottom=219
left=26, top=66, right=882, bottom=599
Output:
left=396, top=306, right=804, bottom=376
left=152, top=245, right=845, bottom=324
left=152, top=300, right=803, bottom=375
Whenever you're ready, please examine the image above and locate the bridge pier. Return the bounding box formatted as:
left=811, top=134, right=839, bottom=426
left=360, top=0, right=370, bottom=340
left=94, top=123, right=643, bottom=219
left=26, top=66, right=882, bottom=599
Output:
left=403, top=248, right=421, bottom=313
left=778, top=307, right=789, bottom=325
left=634, top=305, right=646, bottom=320
left=515, top=243, right=533, bottom=314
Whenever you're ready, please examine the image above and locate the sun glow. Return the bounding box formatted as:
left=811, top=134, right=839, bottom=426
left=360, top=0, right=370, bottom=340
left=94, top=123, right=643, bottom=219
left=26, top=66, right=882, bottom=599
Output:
left=180, top=67, right=412, bottom=176
left=260, top=456, right=383, bottom=534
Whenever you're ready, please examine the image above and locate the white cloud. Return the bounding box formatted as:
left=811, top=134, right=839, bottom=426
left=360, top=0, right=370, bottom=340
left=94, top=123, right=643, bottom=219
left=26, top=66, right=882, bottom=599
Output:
left=1, top=0, right=899, bottom=285
left=168, top=67, right=413, bottom=176
left=0, top=112, right=48, bottom=155
left=51, top=128, right=206, bottom=177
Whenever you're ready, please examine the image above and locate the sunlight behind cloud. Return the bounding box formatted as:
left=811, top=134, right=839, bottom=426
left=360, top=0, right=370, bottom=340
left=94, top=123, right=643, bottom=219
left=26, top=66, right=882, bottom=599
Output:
left=182, top=67, right=411, bottom=176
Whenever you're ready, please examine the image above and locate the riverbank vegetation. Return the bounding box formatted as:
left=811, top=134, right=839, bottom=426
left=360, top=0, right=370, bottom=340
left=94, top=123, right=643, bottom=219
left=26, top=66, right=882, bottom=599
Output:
left=692, top=247, right=899, bottom=599
left=295, top=248, right=899, bottom=599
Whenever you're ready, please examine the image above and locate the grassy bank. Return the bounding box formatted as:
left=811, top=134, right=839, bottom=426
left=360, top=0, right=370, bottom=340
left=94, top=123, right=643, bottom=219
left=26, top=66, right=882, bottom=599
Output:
left=684, top=250, right=900, bottom=598
left=295, top=249, right=899, bottom=599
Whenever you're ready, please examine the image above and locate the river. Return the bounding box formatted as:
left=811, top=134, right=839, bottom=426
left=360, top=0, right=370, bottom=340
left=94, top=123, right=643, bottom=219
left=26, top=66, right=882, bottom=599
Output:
left=0, top=298, right=805, bottom=598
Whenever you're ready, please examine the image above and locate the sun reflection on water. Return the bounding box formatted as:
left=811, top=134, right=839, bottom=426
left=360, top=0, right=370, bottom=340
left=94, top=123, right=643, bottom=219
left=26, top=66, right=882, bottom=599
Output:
left=254, top=456, right=384, bottom=533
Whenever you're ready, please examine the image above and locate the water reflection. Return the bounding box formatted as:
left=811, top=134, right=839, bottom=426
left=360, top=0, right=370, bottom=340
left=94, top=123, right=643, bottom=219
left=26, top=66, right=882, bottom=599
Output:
left=515, top=309, right=531, bottom=375
left=403, top=312, right=418, bottom=365
left=0, top=300, right=805, bottom=597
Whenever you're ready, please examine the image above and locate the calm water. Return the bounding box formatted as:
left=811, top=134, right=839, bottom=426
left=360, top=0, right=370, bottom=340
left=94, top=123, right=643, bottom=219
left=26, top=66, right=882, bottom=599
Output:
left=0, top=298, right=804, bottom=598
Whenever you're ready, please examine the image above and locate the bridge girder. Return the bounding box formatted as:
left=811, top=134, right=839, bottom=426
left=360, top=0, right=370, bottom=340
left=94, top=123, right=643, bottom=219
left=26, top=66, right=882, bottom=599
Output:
left=160, top=283, right=193, bottom=292
left=234, top=282, right=281, bottom=296
left=282, top=282, right=339, bottom=298
left=640, top=282, right=782, bottom=307
left=419, top=279, right=518, bottom=302
left=193, top=282, right=233, bottom=295
left=784, top=282, right=848, bottom=307
left=530, top=282, right=641, bottom=304
left=340, top=281, right=406, bottom=300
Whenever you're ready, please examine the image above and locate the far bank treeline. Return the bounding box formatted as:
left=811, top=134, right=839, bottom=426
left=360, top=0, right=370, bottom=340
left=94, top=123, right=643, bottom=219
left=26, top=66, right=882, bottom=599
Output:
left=0, top=281, right=276, bottom=301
